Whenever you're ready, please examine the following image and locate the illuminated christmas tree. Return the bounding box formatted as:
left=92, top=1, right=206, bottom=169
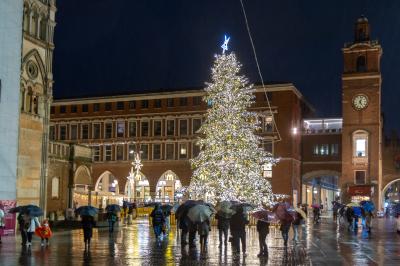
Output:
left=189, top=39, right=278, bottom=206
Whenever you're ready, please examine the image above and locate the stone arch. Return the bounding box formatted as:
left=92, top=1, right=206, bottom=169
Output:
left=125, top=171, right=150, bottom=202
left=382, top=177, right=400, bottom=209
left=94, top=170, right=120, bottom=194
left=155, top=170, right=182, bottom=202
left=74, top=165, right=92, bottom=186
left=23, top=49, right=47, bottom=86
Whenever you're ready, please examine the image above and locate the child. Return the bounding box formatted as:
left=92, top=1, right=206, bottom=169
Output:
left=256, top=219, right=270, bottom=257
left=35, top=219, right=52, bottom=246
left=198, top=219, right=210, bottom=253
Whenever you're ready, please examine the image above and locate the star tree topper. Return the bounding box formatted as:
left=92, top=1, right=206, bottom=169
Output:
left=221, top=35, right=230, bottom=54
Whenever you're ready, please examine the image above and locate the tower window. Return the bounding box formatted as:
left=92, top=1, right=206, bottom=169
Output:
left=356, top=56, right=367, bottom=72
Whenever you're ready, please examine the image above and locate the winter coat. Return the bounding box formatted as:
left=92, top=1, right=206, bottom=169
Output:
left=197, top=220, right=210, bottom=236
left=292, top=212, right=304, bottom=225
left=108, top=213, right=117, bottom=222
left=230, top=211, right=249, bottom=233
left=256, top=220, right=270, bottom=235
left=215, top=212, right=230, bottom=230
left=150, top=207, right=165, bottom=226
left=81, top=216, right=96, bottom=230
left=27, top=217, right=40, bottom=233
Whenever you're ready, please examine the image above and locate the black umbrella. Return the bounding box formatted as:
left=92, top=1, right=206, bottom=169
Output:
left=76, top=206, right=98, bottom=217
left=106, top=204, right=121, bottom=213
left=9, top=206, right=24, bottom=213
left=9, top=205, right=43, bottom=217
left=175, top=200, right=199, bottom=219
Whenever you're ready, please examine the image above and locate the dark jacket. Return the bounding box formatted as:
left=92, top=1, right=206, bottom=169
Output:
left=292, top=212, right=304, bottom=225
left=230, top=211, right=249, bottom=232
left=150, top=207, right=165, bottom=226
left=81, top=216, right=96, bottom=229
left=215, top=212, right=230, bottom=230
left=256, top=220, right=270, bottom=235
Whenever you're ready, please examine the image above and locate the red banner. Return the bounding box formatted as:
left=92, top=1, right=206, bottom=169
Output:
left=0, top=200, right=17, bottom=236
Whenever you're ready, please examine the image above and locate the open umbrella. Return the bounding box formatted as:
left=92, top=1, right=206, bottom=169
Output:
left=216, top=201, right=235, bottom=218
left=106, top=204, right=121, bottom=213
left=294, top=207, right=307, bottom=219
left=187, top=204, right=213, bottom=223
left=9, top=205, right=43, bottom=216
left=9, top=206, right=24, bottom=213
left=346, top=202, right=360, bottom=207
left=311, top=204, right=321, bottom=208
left=230, top=202, right=255, bottom=213
left=251, top=209, right=277, bottom=223
left=175, top=200, right=199, bottom=219
left=76, top=206, right=98, bottom=217
left=273, top=203, right=294, bottom=223
left=360, top=201, right=375, bottom=212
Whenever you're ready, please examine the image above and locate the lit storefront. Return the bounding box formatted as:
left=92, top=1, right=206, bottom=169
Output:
left=155, top=171, right=182, bottom=203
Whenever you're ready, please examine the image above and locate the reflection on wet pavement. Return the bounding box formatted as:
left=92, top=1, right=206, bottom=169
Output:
left=0, top=217, right=400, bottom=265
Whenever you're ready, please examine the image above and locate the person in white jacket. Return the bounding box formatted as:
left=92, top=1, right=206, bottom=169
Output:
left=25, top=216, right=40, bottom=247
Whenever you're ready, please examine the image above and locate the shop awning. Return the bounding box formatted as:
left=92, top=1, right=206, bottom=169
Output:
left=348, top=185, right=372, bottom=196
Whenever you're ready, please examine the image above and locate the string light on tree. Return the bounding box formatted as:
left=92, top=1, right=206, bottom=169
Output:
left=189, top=35, right=279, bottom=206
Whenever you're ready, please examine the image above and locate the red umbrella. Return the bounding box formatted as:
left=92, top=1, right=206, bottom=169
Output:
left=273, top=203, right=294, bottom=223
left=251, top=209, right=277, bottom=223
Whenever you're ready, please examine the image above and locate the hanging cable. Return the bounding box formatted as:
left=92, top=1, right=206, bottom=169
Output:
left=239, top=0, right=282, bottom=143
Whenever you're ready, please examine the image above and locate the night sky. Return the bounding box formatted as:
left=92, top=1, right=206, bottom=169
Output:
left=53, top=0, right=400, bottom=133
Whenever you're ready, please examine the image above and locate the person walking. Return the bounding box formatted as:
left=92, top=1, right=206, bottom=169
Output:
left=17, top=213, right=27, bottom=246
left=280, top=219, right=291, bottom=247
left=313, top=206, right=320, bottom=224
left=345, top=207, right=354, bottom=231
left=0, top=205, right=4, bottom=244
left=37, top=219, right=52, bottom=246
left=256, top=219, right=270, bottom=257
left=81, top=215, right=96, bottom=250
left=215, top=211, right=230, bottom=248
left=150, top=205, right=165, bottom=241
left=107, top=212, right=117, bottom=234
left=292, top=208, right=303, bottom=243
left=197, top=219, right=210, bottom=253
left=364, top=210, right=373, bottom=233
left=26, top=216, right=40, bottom=247
left=230, top=206, right=249, bottom=255
left=163, top=209, right=171, bottom=236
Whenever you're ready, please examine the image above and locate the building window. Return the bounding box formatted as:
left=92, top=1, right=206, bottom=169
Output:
left=104, top=145, right=112, bottom=161
left=141, top=144, right=149, bottom=160
left=179, top=119, right=188, bottom=136
left=51, top=177, right=60, bottom=198
left=153, top=144, right=161, bottom=160
left=264, top=115, right=274, bottom=132
left=93, top=123, right=101, bottom=139
left=356, top=56, right=367, bottom=72
left=129, top=101, right=136, bottom=110
left=50, top=106, right=55, bottom=114
left=60, top=106, right=66, bottom=114
left=331, top=144, right=339, bottom=156
left=154, top=99, right=162, bottom=108
left=93, top=103, right=100, bottom=112
left=105, top=122, right=113, bottom=139
left=153, top=121, right=162, bottom=136
left=179, top=143, right=187, bottom=159
left=166, top=143, right=175, bottom=160
left=49, top=126, right=55, bottom=141
left=116, top=101, right=124, bottom=110
left=128, top=144, right=135, bottom=160
left=71, top=105, right=77, bottom=113
left=353, top=131, right=368, bottom=158
left=167, top=98, right=174, bottom=108
left=116, top=145, right=124, bottom=161
left=192, top=118, right=202, bottom=134
left=70, top=124, right=78, bottom=140
left=313, top=145, right=319, bottom=155
left=320, top=144, right=329, bottom=155
left=193, top=96, right=202, bottom=106
left=81, top=124, right=89, bottom=139
left=93, top=146, right=100, bottom=161
left=129, top=121, right=137, bottom=137
left=263, top=141, right=273, bottom=154
left=166, top=120, right=175, bottom=136
left=116, top=121, right=125, bottom=138
left=192, top=142, right=200, bottom=158
left=141, top=121, right=149, bottom=137
left=105, top=102, right=112, bottom=111
left=60, top=125, right=67, bottom=140
left=355, top=170, right=366, bottom=184
left=82, top=104, right=89, bottom=113
left=179, top=97, right=188, bottom=106
left=141, top=100, right=149, bottom=109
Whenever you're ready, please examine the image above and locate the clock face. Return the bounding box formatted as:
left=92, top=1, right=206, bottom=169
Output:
left=353, top=94, right=368, bottom=110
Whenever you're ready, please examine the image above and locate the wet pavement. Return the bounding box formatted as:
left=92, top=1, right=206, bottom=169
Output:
left=0, top=216, right=399, bottom=265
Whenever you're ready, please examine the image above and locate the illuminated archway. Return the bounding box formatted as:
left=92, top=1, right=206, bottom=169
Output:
left=155, top=170, right=182, bottom=203
left=382, top=178, right=400, bottom=214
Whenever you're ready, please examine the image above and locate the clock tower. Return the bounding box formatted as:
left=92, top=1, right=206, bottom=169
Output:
left=341, top=16, right=383, bottom=208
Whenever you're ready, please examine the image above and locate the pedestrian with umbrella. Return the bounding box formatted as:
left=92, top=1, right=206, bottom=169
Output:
left=76, top=206, right=98, bottom=249
left=150, top=204, right=165, bottom=241
left=0, top=204, right=4, bottom=244
left=106, top=205, right=120, bottom=234
left=273, top=203, right=294, bottom=247
left=215, top=201, right=233, bottom=248
left=161, top=204, right=172, bottom=236
left=187, top=203, right=214, bottom=251
left=292, top=203, right=306, bottom=243
left=251, top=208, right=272, bottom=257
left=175, top=200, right=198, bottom=246
left=229, top=206, right=249, bottom=255
left=26, top=215, right=41, bottom=247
